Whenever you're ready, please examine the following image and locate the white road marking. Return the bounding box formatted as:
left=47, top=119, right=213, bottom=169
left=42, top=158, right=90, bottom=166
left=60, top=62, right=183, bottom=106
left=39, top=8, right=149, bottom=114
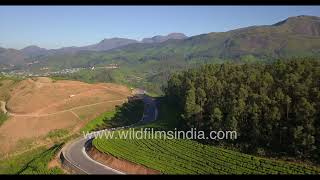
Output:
left=81, top=147, right=125, bottom=174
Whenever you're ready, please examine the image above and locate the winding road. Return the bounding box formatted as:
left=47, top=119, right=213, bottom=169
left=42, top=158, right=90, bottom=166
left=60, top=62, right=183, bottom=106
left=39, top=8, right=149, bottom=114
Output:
left=60, top=94, right=158, bottom=174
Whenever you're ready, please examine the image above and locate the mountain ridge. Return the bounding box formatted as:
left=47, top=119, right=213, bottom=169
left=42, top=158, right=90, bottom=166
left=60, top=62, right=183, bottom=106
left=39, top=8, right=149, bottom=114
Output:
left=142, top=33, right=188, bottom=43
left=1, top=15, right=320, bottom=66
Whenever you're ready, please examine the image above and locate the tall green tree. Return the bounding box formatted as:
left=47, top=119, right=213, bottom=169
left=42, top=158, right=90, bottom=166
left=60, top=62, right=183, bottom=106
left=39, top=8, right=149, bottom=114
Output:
left=165, top=58, right=320, bottom=163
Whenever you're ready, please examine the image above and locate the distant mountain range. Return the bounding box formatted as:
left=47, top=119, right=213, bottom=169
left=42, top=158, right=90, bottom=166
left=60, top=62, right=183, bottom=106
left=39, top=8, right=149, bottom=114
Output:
left=141, top=33, right=187, bottom=43
left=0, top=33, right=188, bottom=66
left=106, top=15, right=320, bottom=60
left=0, top=47, right=26, bottom=65
left=1, top=15, right=320, bottom=67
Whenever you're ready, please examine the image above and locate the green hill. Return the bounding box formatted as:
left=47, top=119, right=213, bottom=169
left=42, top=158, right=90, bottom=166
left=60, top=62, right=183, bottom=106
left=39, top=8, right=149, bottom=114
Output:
left=24, top=15, right=319, bottom=69
left=4, top=15, right=320, bottom=94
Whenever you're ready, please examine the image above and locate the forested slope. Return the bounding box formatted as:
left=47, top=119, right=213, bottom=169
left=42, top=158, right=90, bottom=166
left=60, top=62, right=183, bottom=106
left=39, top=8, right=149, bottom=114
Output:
left=164, top=58, right=320, bottom=163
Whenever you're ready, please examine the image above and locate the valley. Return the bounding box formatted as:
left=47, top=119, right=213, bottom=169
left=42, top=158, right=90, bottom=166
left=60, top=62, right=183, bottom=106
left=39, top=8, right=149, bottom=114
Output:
left=0, top=9, right=320, bottom=175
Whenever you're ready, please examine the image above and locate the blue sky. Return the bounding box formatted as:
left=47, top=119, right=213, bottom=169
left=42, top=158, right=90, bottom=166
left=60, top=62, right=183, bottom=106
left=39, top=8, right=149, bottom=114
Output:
left=1, top=6, right=320, bottom=49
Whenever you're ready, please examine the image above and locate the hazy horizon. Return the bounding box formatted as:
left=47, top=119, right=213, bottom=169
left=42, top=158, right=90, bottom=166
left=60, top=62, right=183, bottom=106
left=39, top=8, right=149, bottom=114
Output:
left=1, top=6, right=320, bottom=49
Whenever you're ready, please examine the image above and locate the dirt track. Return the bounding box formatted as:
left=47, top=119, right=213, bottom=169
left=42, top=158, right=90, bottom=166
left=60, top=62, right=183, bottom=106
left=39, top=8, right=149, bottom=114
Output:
left=2, top=99, right=126, bottom=118
left=0, top=101, right=6, bottom=114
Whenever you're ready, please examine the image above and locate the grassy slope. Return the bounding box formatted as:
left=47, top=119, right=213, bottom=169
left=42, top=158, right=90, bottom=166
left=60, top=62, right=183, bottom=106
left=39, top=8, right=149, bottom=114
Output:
left=0, top=144, right=63, bottom=174
left=0, top=75, right=22, bottom=101
left=0, top=75, right=64, bottom=174
left=0, top=76, right=76, bottom=174
left=0, top=75, right=18, bottom=131
left=0, top=75, right=135, bottom=174
left=93, top=98, right=320, bottom=174
left=17, top=144, right=64, bottom=174
left=80, top=98, right=144, bottom=135
left=81, top=111, right=116, bottom=133
left=0, top=112, right=8, bottom=126
left=0, top=128, right=80, bottom=175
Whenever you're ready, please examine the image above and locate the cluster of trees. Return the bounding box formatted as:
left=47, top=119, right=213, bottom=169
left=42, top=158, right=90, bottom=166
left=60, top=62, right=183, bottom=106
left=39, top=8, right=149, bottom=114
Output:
left=164, top=58, right=320, bottom=162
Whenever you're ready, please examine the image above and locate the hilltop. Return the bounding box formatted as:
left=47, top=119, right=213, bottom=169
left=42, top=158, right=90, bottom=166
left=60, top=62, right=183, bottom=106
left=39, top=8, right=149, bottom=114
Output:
left=0, top=77, right=131, bottom=155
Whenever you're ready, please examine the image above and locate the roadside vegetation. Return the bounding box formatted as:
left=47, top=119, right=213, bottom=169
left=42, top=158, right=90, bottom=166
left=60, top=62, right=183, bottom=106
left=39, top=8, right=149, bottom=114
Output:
left=94, top=137, right=320, bottom=174
left=0, top=130, right=79, bottom=175
left=100, top=99, right=144, bottom=129
left=92, top=58, right=320, bottom=174
left=17, top=143, right=64, bottom=174
left=81, top=98, right=144, bottom=133
left=0, top=144, right=63, bottom=174
left=46, top=129, right=70, bottom=144
left=81, top=111, right=116, bottom=133
left=93, top=97, right=320, bottom=174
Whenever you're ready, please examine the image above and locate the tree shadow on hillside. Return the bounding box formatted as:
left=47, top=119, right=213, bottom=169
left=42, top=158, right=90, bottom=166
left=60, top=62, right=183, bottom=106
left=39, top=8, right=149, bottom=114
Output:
left=16, top=143, right=64, bottom=174
left=96, top=98, right=144, bottom=130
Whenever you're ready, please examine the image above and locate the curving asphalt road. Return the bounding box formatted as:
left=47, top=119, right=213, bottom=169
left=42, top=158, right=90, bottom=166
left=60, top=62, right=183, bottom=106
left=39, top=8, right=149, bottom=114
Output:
left=60, top=94, right=158, bottom=174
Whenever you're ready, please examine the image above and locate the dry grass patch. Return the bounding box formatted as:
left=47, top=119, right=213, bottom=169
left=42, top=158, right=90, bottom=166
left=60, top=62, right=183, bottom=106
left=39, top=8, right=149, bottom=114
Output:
left=0, top=77, right=131, bottom=156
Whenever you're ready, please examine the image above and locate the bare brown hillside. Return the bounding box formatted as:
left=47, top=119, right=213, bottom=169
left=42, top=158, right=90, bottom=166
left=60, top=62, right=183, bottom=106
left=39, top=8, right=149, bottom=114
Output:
left=0, top=77, right=131, bottom=155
